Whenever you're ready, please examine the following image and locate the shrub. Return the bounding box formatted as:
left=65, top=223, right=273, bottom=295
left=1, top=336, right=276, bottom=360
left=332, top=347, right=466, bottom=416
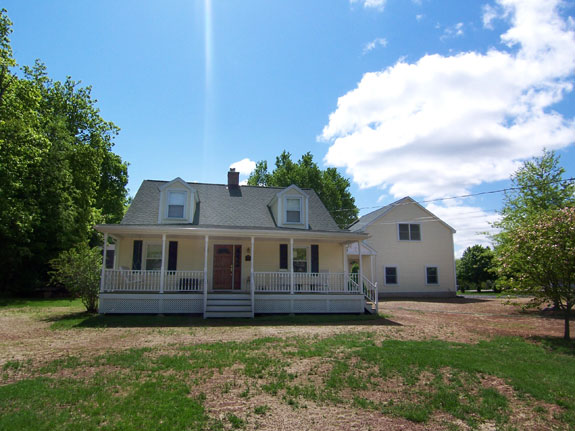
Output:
left=50, top=243, right=101, bottom=313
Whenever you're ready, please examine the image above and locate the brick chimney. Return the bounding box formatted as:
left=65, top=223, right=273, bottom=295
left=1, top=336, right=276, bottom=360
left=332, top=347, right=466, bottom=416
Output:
left=227, top=168, right=240, bottom=188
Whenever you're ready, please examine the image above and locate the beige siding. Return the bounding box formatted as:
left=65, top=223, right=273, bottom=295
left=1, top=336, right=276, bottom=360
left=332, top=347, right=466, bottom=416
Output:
left=365, top=204, right=456, bottom=296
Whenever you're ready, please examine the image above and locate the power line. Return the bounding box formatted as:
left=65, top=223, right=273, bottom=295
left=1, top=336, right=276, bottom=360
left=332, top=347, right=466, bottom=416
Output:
left=333, top=176, right=575, bottom=213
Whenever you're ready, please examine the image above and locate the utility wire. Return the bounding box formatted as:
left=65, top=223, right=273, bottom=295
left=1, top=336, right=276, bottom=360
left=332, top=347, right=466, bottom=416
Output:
left=332, top=176, right=575, bottom=214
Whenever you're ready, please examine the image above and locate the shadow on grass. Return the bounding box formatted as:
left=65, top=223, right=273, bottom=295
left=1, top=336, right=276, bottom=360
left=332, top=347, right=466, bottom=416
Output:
left=46, top=311, right=400, bottom=330
left=384, top=296, right=492, bottom=305
left=0, top=297, right=81, bottom=308
left=531, top=336, right=575, bottom=356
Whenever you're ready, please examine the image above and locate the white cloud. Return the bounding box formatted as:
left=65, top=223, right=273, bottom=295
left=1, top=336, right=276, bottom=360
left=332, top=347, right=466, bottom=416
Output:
left=441, top=22, right=465, bottom=40
left=229, top=158, right=256, bottom=176
left=416, top=14, right=424, bottom=22
left=351, top=0, right=387, bottom=11
left=321, top=0, right=575, bottom=251
left=482, top=4, right=500, bottom=29
left=425, top=203, right=501, bottom=257
left=363, top=38, right=388, bottom=54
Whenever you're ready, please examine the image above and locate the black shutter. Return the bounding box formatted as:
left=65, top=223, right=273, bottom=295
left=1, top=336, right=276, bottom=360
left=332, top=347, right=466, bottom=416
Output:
left=311, top=244, right=319, bottom=273
left=279, top=244, right=288, bottom=270
left=132, top=240, right=143, bottom=270
left=168, top=241, right=178, bottom=271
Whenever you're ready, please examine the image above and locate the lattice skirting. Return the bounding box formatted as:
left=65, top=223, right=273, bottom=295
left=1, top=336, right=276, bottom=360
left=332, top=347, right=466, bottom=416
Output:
left=100, top=293, right=365, bottom=314
left=99, top=294, right=203, bottom=314
left=254, top=294, right=364, bottom=314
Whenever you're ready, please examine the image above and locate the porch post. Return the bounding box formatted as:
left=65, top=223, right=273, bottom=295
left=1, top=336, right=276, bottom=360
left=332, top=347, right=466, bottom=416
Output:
left=250, top=236, right=255, bottom=318
left=342, top=242, right=348, bottom=290
left=160, top=234, right=166, bottom=294
left=100, top=233, right=108, bottom=293
left=370, top=255, right=375, bottom=283
left=159, top=234, right=166, bottom=314
left=358, top=241, right=363, bottom=290
left=203, top=235, right=209, bottom=317
left=289, top=238, right=294, bottom=295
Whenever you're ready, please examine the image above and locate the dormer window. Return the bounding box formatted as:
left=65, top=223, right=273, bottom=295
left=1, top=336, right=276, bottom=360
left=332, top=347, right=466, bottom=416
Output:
left=167, top=191, right=186, bottom=218
left=285, top=198, right=302, bottom=223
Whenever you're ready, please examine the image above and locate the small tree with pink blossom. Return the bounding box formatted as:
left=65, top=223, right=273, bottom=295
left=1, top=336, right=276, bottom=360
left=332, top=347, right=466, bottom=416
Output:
left=498, top=207, right=575, bottom=340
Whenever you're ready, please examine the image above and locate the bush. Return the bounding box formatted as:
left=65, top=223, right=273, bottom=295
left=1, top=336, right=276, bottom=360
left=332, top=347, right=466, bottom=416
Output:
left=50, top=244, right=101, bottom=313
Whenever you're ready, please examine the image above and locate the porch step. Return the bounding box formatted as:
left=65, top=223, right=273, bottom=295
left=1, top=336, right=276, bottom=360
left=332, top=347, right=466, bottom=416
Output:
left=206, top=305, right=251, bottom=312
left=364, top=301, right=377, bottom=314
left=204, top=293, right=252, bottom=318
left=204, top=311, right=253, bottom=318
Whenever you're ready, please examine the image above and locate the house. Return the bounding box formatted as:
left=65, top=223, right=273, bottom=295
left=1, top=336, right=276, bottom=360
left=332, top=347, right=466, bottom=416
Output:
left=347, top=197, right=457, bottom=297
left=95, top=169, right=377, bottom=317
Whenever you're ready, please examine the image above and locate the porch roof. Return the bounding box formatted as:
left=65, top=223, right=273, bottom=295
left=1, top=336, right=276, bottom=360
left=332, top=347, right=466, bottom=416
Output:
left=94, top=223, right=368, bottom=241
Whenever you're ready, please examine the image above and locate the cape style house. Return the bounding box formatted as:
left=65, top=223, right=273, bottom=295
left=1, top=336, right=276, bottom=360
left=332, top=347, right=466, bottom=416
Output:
left=95, top=169, right=377, bottom=318
left=347, top=197, right=457, bottom=297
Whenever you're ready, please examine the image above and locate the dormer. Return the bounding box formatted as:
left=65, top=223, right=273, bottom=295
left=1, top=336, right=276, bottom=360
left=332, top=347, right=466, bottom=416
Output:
left=158, top=178, right=199, bottom=224
left=269, top=184, right=309, bottom=229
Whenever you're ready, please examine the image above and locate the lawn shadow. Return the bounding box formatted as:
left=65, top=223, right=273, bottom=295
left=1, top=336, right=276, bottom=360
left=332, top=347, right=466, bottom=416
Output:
left=46, top=311, right=401, bottom=330
left=384, top=296, right=492, bottom=305
left=530, top=335, right=575, bottom=356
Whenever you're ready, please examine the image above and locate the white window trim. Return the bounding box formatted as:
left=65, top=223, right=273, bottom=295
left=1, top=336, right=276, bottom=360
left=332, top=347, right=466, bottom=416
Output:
left=425, top=265, right=439, bottom=285
left=166, top=190, right=187, bottom=219
left=384, top=266, right=399, bottom=285
left=292, top=245, right=309, bottom=272
left=397, top=223, right=422, bottom=241
left=284, top=196, right=303, bottom=225
left=144, top=242, right=163, bottom=271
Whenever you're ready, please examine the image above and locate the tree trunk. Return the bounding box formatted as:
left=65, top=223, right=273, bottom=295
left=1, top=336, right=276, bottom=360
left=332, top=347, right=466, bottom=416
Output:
left=564, top=308, right=571, bottom=341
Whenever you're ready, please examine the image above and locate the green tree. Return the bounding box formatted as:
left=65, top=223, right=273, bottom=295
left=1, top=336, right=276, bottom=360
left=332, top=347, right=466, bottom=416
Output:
left=497, top=207, right=575, bottom=340
left=50, top=244, right=102, bottom=313
left=496, top=149, right=575, bottom=232
left=494, top=150, right=575, bottom=296
left=247, top=151, right=358, bottom=227
left=456, top=245, right=496, bottom=293
left=0, top=10, right=128, bottom=293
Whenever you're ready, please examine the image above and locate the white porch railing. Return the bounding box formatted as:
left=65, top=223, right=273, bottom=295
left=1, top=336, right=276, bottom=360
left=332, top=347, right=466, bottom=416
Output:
left=253, top=272, right=361, bottom=294
left=253, top=272, right=291, bottom=293
left=102, top=269, right=373, bottom=300
left=164, top=271, right=204, bottom=292
left=102, top=269, right=203, bottom=292
left=360, top=274, right=378, bottom=307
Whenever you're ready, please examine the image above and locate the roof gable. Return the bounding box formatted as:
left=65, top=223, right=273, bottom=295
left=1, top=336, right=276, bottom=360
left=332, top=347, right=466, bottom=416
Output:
left=349, top=196, right=456, bottom=233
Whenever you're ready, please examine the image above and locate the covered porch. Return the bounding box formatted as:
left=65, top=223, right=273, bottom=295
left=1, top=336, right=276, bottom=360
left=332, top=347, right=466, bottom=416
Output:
left=97, top=226, right=377, bottom=317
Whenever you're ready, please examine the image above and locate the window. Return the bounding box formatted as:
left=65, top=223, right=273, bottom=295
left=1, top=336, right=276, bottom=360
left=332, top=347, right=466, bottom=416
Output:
left=167, top=191, right=186, bottom=218
left=426, top=266, right=439, bottom=285
left=105, top=249, right=115, bottom=269
left=293, top=247, right=307, bottom=272
left=385, top=266, right=398, bottom=285
left=285, top=198, right=302, bottom=223
left=145, top=244, right=162, bottom=270
left=398, top=223, right=421, bottom=241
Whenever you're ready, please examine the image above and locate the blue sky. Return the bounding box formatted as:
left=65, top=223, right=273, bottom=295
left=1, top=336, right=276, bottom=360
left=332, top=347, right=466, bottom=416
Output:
left=4, top=0, right=574, bottom=255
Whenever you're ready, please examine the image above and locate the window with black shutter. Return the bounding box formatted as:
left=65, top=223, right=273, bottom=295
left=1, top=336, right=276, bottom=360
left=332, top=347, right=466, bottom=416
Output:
left=168, top=241, right=178, bottom=271
left=279, top=244, right=288, bottom=270
left=132, top=240, right=143, bottom=270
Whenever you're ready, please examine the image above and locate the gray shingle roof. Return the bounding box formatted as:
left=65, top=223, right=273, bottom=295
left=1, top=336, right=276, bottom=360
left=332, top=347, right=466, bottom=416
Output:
left=122, top=180, right=344, bottom=232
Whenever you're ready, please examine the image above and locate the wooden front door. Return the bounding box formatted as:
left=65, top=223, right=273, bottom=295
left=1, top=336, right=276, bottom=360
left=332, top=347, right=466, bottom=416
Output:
left=213, top=244, right=242, bottom=290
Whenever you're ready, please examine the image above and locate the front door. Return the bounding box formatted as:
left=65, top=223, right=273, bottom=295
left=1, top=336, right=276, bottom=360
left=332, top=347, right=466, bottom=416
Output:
left=213, top=244, right=242, bottom=290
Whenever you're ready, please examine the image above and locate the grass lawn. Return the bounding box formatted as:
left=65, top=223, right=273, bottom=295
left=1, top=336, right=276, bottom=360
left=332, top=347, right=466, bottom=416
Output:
left=1, top=298, right=574, bottom=430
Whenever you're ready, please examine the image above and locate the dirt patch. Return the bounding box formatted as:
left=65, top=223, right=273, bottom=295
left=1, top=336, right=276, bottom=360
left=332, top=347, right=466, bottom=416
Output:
left=1, top=297, right=571, bottom=367
left=1, top=298, right=573, bottom=430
